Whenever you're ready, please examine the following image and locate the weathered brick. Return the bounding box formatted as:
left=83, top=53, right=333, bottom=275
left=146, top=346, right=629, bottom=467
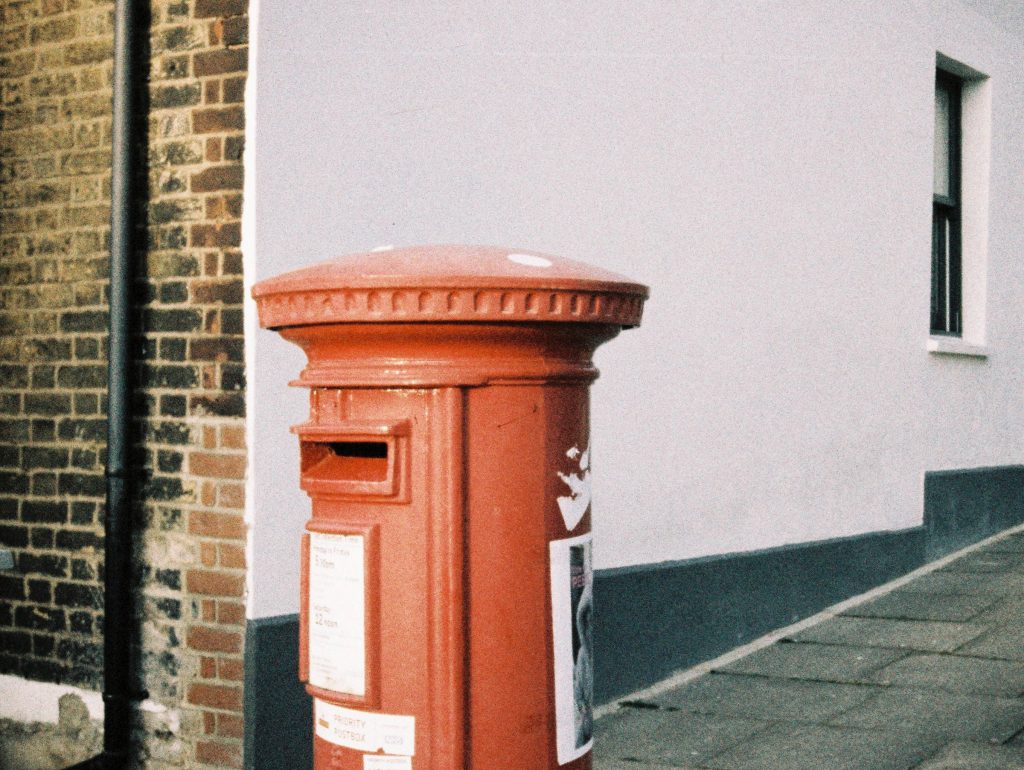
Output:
left=17, top=552, right=67, bottom=577
left=28, top=580, right=51, bottom=603
left=141, top=364, right=199, bottom=389
left=195, top=0, right=247, bottom=19
left=22, top=445, right=69, bottom=467
left=186, top=569, right=243, bottom=598
left=0, top=524, right=29, bottom=548
left=30, top=528, right=54, bottom=549
left=54, top=582, right=102, bottom=608
left=192, top=105, right=243, bottom=133
left=23, top=393, right=71, bottom=416
left=188, top=683, right=241, bottom=711
left=57, top=364, right=106, bottom=388
left=33, top=635, right=55, bottom=657
left=57, top=417, right=105, bottom=442
left=217, top=544, right=244, bottom=569
left=216, top=713, right=244, bottom=739
left=154, top=25, right=200, bottom=56
left=190, top=222, right=240, bottom=248
left=30, top=16, right=78, bottom=44
left=64, top=39, right=112, bottom=66
left=31, top=473, right=57, bottom=496
left=220, top=16, right=248, bottom=46
left=0, top=471, right=29, bottom=495
left=189, top=336, right=242, bottom=363
left=159, top=395, right=187, bottom=417
left=58, top=472, right=104, bottom=497
left=143, top=307, right=203, bottom=333
left=57, top=637, right=101, bottom=667
left=217, top=601, right=245, bottom=626
left=60, top=310, right=108, bottom=333
left=0, top=576, right=26, bottom=601
left=190, top=393, right=243, bottom=417
left=68, top=611, right=92, bottom=634
left=190, top=164, right=242, bottom=192
left=223, top=134, right=244, bottom=161
left=0, top=630, right=31, bottom=655
left=187, top=626, right=241, bottom=654
left=189, top=451, right=244, bottom=480
left=14, top=605, right=65, bottom=631
left=195, top=739, right=241, bottom=768
left=55, top=529, right=100, bottom=551
left=193, top=47, right=246, bottom=78
left=221, top=364, right=244, bottom=392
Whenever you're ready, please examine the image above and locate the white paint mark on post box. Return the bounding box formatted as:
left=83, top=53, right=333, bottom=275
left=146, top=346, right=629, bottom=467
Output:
left=557, top=444, right=592, bottom=532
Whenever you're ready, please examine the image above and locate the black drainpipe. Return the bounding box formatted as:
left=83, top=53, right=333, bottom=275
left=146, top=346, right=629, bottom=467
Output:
left=66, top=0, right=147, bottom=767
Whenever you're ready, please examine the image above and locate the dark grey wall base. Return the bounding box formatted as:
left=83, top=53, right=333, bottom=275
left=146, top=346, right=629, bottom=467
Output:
left=925, top=465, right=1024, bottom=560
left=594, top=527, right=926, bottom=703
left=244, top=464, right=1024, bottom=747
left=244, top=615, right=311, bottom=770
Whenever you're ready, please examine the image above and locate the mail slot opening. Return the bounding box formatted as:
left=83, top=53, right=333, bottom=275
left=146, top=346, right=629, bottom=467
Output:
left=302, top=440, right=390, bottom=483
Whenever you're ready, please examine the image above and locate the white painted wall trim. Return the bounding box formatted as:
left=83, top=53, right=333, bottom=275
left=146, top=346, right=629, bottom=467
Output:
left=927, top=336, right=989, bottom=357
left=0, top=675, right=104, bottom=723
left=241, top=0, right=261, bottom=618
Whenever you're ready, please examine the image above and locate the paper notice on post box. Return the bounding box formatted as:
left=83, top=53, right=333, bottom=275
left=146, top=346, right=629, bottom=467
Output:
left=550, top=533, right=594, bottom=765
left=314, top=699, right=415, bottom=756
left=308, top=532, right=366, bottom=696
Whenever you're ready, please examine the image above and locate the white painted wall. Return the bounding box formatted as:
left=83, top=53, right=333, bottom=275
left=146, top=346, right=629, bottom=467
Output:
left=246, top=0, right=1024, bottom=618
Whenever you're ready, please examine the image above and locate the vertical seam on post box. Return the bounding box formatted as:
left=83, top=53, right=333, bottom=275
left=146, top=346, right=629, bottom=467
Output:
left=428, top=386, right=468, bottom=766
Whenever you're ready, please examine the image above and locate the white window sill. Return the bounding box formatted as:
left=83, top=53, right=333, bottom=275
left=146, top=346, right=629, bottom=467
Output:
left=927, top=337, right=988, bottom=358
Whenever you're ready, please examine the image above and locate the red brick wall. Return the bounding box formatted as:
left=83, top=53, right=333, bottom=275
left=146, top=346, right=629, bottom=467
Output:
left=0, top=0, right=249, bottom=766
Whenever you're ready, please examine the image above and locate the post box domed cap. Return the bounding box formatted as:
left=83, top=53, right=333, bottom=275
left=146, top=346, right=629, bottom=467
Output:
left=252, top=245, right=648, bottom=329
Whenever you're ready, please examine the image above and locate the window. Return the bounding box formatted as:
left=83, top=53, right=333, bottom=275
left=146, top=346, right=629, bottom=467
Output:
left=927, top=55, right=991, bottom=357
left=932, top=70, right=962, bottom=336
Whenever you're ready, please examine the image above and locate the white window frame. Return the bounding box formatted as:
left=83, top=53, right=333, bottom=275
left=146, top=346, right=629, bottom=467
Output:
left=927, top=53, right=991, bottom=359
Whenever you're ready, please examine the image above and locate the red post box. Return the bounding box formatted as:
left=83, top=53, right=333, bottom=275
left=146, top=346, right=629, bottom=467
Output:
left=253, top=245, right=647, bottom=770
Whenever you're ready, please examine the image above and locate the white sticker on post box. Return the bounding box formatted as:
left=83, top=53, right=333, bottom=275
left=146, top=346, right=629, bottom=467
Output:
left=364, top=756, right=412, bottom=770
left=308, top=532, right=366, bottom=696
left=315, top=699, right=415, bottom=756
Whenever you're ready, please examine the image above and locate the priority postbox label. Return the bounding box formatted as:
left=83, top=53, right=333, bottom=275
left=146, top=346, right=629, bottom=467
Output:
left=314, top=699, right=415, bottom=756
left=308, top=532, right=366, bottom=696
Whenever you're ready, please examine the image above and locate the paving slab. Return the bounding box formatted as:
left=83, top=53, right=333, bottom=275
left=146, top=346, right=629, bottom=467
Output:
left=830, top=688, right=1024, bottom=744
left=717, top=641, right=906, bottom=683
left=937, top=551, right=1024, bottom=574
left=704, top=724, right=940, bottom=770
left=899, top=571, right=1024, bottom=596
left=650, top=672, right=879, bottom=723
left=869, top=653, right=1024, bottom=696
left=978, top=534, right=1024, bottom=554
left=594, top=708, right=770, bottom=767
left=913, top=741, right=1024, bottom=769
left=791, top=616, right=988, bottom=652
left=966, top=597, right=1024, bottom=626
left=957, top=625, right=1024, bottom=661
left=594, top=760, right=697, bottom=770
left=842, top=590, right=999, bottom=622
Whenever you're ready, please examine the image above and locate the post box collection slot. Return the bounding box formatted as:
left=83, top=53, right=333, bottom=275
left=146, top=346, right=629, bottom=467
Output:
left=294, top=419, right=410, bottom=500
left=303, top=441, right=391, bottom=484
left=324, top=441, right=389, bottom=481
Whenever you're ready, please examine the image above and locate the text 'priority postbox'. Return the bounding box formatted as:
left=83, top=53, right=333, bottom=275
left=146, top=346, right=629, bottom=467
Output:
left=252, top=245, right=648, bottom=770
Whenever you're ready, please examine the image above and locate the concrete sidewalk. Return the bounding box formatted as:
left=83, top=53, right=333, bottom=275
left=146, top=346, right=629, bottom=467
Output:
left=594, top=526, right=1024, bottom=770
